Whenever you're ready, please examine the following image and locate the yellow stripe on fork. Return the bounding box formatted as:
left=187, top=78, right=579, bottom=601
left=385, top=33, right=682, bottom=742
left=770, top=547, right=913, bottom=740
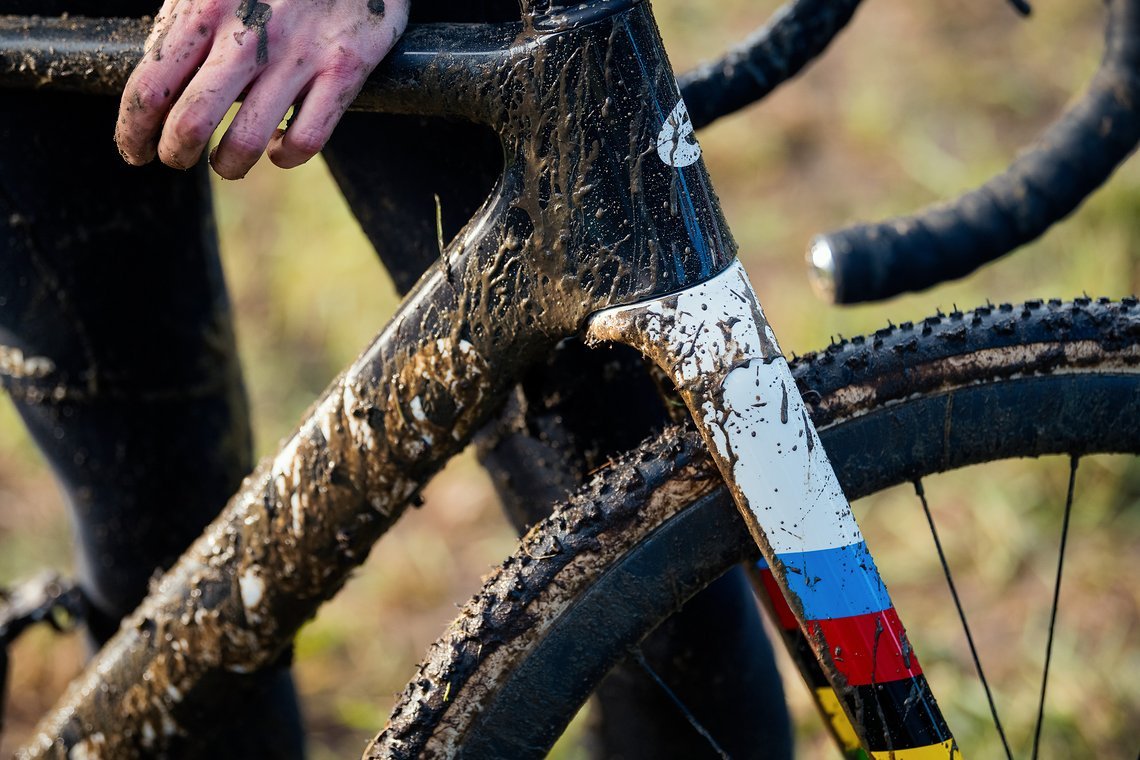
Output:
left=814, top=687, right=962, bottom=759
left=870, top=739, right=963, bottom=759
left=814, top=687, right=861, bottom=753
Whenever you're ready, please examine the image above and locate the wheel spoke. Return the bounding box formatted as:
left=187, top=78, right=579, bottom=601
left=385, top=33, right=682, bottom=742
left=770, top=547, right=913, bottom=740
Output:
left=913, top=478, right=1014, bottom=760
left=633, top=649, right=730, bottom=760
left=1031, top=456, right=1079, bottom=759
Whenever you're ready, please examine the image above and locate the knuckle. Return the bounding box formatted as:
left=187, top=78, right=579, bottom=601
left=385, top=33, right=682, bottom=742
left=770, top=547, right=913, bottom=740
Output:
left=191, top=0, right=233, bottom=26
left=323, top=47, right=368, bottom=83
left=284, top=127, right=325, bottom=158
left=126, top=75, right=170, bottom=114
left=264, top=22, right=288, bottom=50
left=197, top=1, right=228, bottom=27
left=168, top=113, right=215, bottom=147
left=222, top=129, right=266, bottom=163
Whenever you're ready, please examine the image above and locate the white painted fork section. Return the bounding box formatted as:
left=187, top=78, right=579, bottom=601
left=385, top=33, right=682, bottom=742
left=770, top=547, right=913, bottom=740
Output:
left=585, top=259, right=863, bottom=555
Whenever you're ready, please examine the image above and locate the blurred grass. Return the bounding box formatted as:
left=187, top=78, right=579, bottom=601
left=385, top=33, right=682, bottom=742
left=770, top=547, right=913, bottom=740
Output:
left=1, top=0, right=1139, bottom=756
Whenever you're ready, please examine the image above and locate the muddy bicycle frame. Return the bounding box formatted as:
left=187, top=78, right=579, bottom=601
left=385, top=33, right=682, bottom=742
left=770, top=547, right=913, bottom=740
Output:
left=5, top=1, right=955, bottom=756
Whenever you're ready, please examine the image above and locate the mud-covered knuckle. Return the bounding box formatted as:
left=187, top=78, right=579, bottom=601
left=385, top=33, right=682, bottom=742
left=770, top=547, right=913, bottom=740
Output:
left=144, top=15, right=171, bottom=52
left=125, top=74, right=170, bottom=117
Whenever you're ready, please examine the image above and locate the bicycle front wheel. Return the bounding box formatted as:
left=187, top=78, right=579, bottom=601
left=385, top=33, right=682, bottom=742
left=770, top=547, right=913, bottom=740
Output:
left=370, top=297, right=1140, bottom=759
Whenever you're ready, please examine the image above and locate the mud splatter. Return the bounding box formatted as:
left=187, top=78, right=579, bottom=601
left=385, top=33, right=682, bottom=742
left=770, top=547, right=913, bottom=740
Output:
left=235, top=0, right=272, bottom=65
left=150, top=26, right=171, bottom=60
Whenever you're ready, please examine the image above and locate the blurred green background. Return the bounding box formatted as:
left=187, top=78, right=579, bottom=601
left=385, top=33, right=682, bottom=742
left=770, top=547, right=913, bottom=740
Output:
left=2, top=0, right=1138, bottom=756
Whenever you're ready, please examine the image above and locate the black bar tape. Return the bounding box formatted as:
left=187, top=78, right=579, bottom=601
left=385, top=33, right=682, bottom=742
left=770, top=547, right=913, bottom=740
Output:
left=819, top=0, right=1140, bottom=304
left=679, top=0, right=864, bottom=130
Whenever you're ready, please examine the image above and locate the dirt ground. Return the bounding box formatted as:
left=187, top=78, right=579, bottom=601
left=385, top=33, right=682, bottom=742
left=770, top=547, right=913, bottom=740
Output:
left=2, top=0, right=1138, bottom=757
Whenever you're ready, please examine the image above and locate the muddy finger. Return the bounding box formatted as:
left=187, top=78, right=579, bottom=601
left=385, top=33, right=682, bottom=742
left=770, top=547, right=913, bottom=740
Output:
left=267, top=74, right=364, bottom=169
left=115, top=8, right=217, bottom=165
left=210, top=70, right=310, bottom=180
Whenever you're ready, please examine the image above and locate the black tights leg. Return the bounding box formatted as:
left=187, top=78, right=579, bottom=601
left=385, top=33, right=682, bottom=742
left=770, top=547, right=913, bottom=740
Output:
left=0, top=88, right=303, bottom=758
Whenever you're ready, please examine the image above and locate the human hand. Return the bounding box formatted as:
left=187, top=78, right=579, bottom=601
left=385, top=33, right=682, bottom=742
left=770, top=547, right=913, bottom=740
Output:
left=115, top=0, right=409, bottom=179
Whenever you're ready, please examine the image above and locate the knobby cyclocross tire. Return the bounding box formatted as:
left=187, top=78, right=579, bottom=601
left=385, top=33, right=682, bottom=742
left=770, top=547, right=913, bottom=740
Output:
left=368, top=297, right=1140, bottom=759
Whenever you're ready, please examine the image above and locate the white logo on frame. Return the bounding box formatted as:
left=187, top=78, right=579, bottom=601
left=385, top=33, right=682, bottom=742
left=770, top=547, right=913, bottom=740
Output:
left=656, top=99, right=701, bottom=168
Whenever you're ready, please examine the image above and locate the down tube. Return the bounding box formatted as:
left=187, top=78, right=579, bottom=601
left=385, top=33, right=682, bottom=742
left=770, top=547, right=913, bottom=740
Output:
left=586, top=260, right=961, bottom=759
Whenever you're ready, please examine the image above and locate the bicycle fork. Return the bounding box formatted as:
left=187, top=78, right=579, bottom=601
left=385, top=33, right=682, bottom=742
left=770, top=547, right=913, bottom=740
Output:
left=586, top=261, right=961, bottom=759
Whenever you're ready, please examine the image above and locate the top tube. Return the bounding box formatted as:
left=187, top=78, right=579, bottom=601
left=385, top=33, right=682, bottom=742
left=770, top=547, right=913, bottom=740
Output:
left=0, top=0, right=736, bottom=318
